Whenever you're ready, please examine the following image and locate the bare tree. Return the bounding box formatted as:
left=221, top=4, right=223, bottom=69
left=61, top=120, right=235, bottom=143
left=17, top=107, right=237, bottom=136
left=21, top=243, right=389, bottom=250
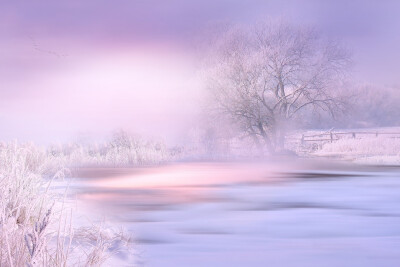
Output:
left=207, top=21, right=351, bottom=153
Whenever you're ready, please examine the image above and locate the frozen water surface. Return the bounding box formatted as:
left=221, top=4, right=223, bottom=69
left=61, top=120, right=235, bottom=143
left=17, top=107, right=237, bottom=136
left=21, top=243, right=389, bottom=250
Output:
left=68, top=160, right=400, bottom=266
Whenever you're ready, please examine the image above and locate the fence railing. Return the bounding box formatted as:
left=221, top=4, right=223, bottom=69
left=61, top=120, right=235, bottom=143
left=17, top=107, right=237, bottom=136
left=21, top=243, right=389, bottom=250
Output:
left=300, top=131, right=400, bottom=144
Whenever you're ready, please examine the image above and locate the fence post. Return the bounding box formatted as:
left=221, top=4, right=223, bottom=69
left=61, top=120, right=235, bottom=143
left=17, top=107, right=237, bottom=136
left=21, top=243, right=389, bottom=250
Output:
left=352, top=132, right=356, bottom=139
left=330, top=132, right=333, bottom=143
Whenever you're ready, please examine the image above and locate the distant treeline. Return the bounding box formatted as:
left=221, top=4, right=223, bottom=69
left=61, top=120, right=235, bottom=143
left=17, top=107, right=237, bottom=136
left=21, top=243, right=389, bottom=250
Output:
left=303, top=84, right=400, bottom=128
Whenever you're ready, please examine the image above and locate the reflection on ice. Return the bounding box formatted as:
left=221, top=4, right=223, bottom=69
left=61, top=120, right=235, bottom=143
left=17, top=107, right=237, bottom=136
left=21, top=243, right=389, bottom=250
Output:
left=70, top=160, right=400, bottom=267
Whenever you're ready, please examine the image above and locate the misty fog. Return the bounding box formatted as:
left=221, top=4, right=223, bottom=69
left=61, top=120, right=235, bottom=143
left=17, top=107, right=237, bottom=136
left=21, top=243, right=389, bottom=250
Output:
left=1, top=1, right=400, bottom=267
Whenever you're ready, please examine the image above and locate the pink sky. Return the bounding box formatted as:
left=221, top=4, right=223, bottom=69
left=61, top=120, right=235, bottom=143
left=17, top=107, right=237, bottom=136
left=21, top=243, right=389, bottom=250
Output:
left=1, top=0, right=400, bottom=143
left=0, top=42, right=203, bottom=143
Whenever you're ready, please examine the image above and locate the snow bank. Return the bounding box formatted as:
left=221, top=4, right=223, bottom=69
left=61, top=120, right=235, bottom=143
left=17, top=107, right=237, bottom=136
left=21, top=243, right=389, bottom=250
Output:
left=314, top=134, right=400, bottom=164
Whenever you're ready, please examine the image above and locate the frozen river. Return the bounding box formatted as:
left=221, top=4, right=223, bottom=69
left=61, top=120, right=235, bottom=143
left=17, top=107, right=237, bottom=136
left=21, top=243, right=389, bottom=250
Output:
left=69, top=159, right=400, bottom=266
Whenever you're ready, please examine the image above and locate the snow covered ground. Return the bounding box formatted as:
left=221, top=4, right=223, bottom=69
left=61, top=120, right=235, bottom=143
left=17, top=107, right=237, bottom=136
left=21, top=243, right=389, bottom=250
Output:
left=289, top=127, right=400, bottom=165
left=69, top=161, right=400, bottom=267
left=315, top=136, right=400, bottom=164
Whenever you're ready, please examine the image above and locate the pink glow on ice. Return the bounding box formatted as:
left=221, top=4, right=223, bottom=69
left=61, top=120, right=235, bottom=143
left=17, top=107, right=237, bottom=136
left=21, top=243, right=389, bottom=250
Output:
left=90, top=162, right=283, bottom=189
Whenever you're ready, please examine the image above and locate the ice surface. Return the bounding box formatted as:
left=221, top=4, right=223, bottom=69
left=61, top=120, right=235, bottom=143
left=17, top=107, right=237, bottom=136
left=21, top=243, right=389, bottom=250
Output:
left=68, top=161, right=400, bottom=266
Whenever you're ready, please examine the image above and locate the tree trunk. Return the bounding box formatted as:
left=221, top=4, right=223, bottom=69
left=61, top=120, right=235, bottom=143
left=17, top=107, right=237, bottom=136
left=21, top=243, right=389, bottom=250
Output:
left=252, top=135, right=265, bottom=157
left=276, top=130, right=285, bottom=152
left=260, top=135, right=275, bottom=155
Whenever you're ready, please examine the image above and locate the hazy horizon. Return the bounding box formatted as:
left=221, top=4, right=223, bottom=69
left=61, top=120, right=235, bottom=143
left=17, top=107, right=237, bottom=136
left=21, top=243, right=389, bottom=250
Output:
left=1, top=0, right=400, bottom=144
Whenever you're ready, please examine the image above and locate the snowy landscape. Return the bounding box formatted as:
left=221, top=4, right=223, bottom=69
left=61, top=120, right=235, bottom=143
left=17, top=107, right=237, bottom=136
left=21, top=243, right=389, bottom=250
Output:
left=1, top=1, right=400, bottom=266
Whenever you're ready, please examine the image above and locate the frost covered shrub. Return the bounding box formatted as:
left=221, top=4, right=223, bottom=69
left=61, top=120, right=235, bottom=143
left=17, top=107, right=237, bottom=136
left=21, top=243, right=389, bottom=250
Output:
left=0, top=142, right=58, bottom=266
left=0, top=142, right=132, bottom=266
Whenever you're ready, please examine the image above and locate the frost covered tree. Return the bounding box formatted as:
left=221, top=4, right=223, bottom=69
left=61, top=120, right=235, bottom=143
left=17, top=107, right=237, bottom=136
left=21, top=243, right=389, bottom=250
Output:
left=207, top=21, right=351, bottom=153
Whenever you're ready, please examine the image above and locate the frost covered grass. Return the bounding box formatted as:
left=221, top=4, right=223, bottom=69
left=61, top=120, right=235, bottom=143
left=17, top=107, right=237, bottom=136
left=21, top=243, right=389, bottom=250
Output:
left=286, top=127, right=400, bottom=164
left=313, top=134, right=400, bottom=165
left=47, top=132, right=170, bottom=168
left=0, top=142, right=133, bottom=266
left=317, top=136, right=400, bottom=156
left=47, top=140, right=169, bottom=168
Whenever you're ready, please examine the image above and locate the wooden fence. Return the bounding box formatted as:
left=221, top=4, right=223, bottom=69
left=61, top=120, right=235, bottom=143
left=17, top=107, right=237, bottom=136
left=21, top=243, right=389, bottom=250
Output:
left=300, top=131, right=400, bottom=145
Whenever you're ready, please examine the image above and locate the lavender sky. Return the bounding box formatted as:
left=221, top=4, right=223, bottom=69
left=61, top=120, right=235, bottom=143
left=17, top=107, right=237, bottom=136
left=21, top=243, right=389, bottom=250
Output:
left=1, top=0, right=399, bottom=144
